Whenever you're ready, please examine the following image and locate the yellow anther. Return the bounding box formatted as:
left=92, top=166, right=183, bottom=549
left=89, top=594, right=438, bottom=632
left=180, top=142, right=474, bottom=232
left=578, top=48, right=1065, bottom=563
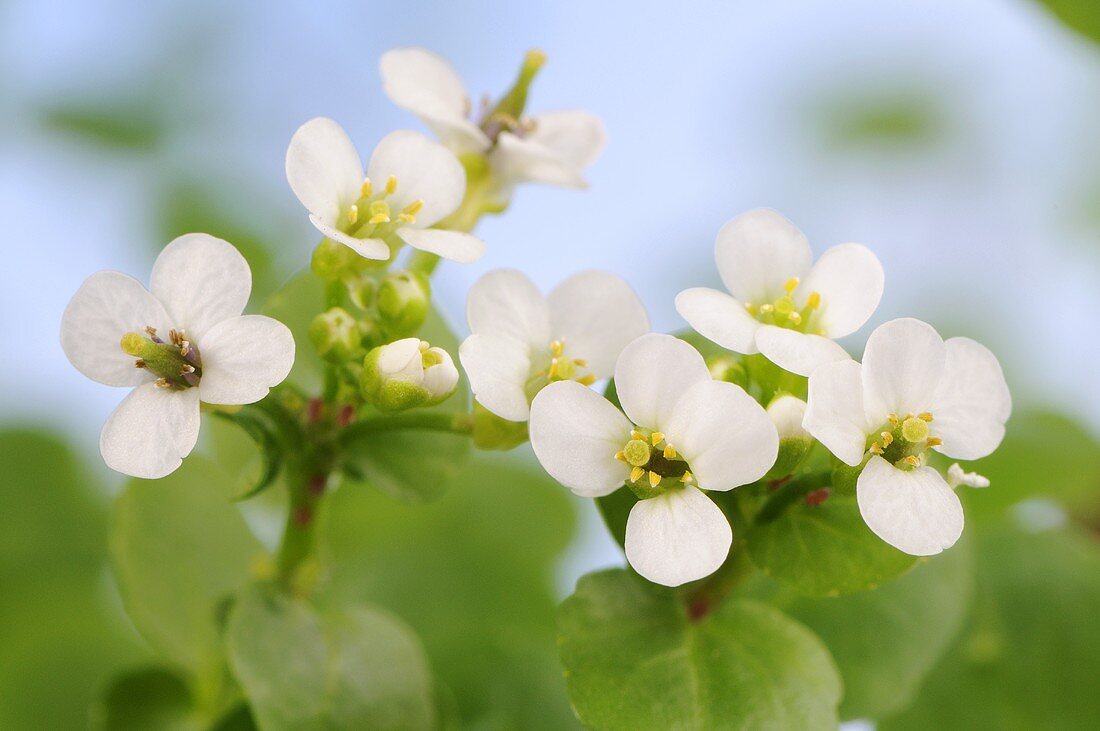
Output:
left=631, top=429, right=646, bottom=441
left=630, top=466, right=645, bottom=483
left=784, top=277, right=800, bottom=295
left=901, top=455, right=921, bottom=468
left=348, top=204, right=359, bottom=224
left=547, top=359, right=558, bottom=378
left=806, top=291, right=821, bottom=310
left=398, top=199, right=424, bottom=224
left=650, top=432, right=665, bottom=446
left=550, top=340, right=564, bottom=357
left=368, top=200, right=391, bottom=224
left=745, top=302, right=757, bottom=315
left=614, top=451, right=626, bottom=462
left=759, top=303, right=774, bottom=314
left=577, top=374, right=596, bottom=386
left=926, top=437, right=943, bottom=447
left=154, top=378, right=171, bottom=389
left=888, top=414, right=900, bottom=427
left=361, top=178, right=372, bottom=198
left=787, top=311, right=802, bottom=325
left=918, top=412, right=934, bottom=422
left=880, top=432, right=894, bottom=447
left=573, top=358, right=588, bottom=367
left=648, top=471, right=662, bottom=489
left=681, top=471, right=693, bottom=484
left=385, top=174, right=397, bottom=195
left=663, top=444, right=677, bottom=459
left=869, top=443, right=884, bottom=455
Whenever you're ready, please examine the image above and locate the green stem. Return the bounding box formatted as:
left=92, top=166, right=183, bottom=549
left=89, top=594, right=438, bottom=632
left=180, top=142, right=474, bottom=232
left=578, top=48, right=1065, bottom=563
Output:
left=407, top=249, right=442, bottom=277
left=340, top=411, right=474, bottom=442
left=275, top=462, right=327, bottom=588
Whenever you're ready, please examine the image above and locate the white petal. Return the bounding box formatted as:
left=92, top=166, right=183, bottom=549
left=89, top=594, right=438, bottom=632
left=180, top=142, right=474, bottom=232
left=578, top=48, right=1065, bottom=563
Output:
left=664, top=380, right=778, bottom=491
left=526, top=110, right=606, bottom=172
left=465, top=269, right=551, bottom=349
left=613, top=334, right=711, bottom=431
left=714, top=209, right=812, bottom=304
left=529, top=381, right=633, bottom=497
left=547, top=270, right=650, bottom=378
left=395, top=228, right=485, bottom=264
left=379, top=47, right=490, bottom=153
left=423, top=347, right=459, bottom=399
left=367, top=130, right=465, bottom=228
left=491, top=132, right=587, bottom=188
left=150, top=234, right=251, bottom=340
left=804, top=359, right=870, bottom=466
left=624, top=486, right=732, bottom=587
left=861, top=318, right=945, bottom=423
left=285, top=117, right=364, bottom=226
left=857, top=455, right=964, bottom=556
left=197, top=316, right=295, bottom=405
left=674, top=287, right=761, bottom=355
left=767, top=394, right=810, bottom=442
left=60, top=271, right=171, bottom=387
left=930, top=337, right=1012, bottom=460
left=754, top=326, right=851, bottom=377
left=308, top=215, right=389, bottom=260
left=947, top=463, right=990, bottom=489
left=800, top=243, right=884, bottom=338
left=458, top=333, right=533, bottom=422
left=100, top=383, right=200, bottom=479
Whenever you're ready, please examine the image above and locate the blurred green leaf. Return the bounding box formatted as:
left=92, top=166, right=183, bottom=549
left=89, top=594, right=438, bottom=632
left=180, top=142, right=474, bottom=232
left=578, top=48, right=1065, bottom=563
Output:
left=882, top=525, right=1100, bottom=729
left=0, top=428, right=146, bottom=729
left=557, top=569, right=842, bottom=730
left=41, top=98, right=163, bottom=151
left=111, top=458, right=266, bottom=675
left=1036, top=0, right=1100, bottom=44
left=753, top=537, right=972, bottom=720
left=320, top=453, right=579, bottom=729
left=227, top=587, right=436, bottom=730
left=747, top=490, right=917, bottom=597
left=92, top=667, right=200, bottom=731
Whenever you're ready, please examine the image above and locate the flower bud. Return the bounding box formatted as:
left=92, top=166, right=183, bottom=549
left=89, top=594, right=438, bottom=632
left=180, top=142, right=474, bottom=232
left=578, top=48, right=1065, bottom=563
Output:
left=472, top=402, right=529, bottom=451
left=360, top=338, right=459, bottom=413
left=706, top=353, right=748, bottom=389
left=346, top=272, right=378, bottom=311
left=308, top=307, right=362, bottom=363
left=377, top=270, right=431, bottom=338
left=765, top=395, right=812, bottom=478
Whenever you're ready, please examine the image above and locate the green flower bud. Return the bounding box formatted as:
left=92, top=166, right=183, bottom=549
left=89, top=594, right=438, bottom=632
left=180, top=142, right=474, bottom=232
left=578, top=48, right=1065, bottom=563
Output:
left=308, top=307, right=362, bottom=363
left=706, top=353, right=748, bottom=389
left=360, top=338, right=459, bottom=413
left=765, top=395, right=813, bottom=479
left=377, top=270, right=431, bottom=338
left=472, top=402, right=529, bottom=451
left=345, top=272, right=378, bottom=311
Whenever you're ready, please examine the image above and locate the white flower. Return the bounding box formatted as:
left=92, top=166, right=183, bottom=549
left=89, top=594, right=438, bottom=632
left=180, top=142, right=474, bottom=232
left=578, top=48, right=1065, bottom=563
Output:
left=947, top=463, right=990, bottom=489
left=803, top=318, right=1011, bottom=555
left=380, top=47, right=606, bottom=194
left=361, top=338, right=460, bottom=413
left=529, top=334, right=779, bottom=587
left=286, top=118, right=485, bottom=263
left=767, top=394, right=811, bottom=444
left=458, top=269, right=649, bottom=422
left=60, top=234, right=295, bottom=479
left=676, top=208, right=884, bottom=376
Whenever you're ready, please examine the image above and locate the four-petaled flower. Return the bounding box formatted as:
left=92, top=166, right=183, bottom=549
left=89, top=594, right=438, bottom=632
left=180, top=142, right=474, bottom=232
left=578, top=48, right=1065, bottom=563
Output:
left=676, top=208, right=884, bottom=376
left=380, top=47, right=606, bottom=196
left=286, top=117, right=486, bottom=263
left=529, top=334, right=778, bottom=587
left=459, top=268, right=649, bottom=422
left=803, top=318, right=1011, bottom=555
left=61, top=234, right=295, bottom=479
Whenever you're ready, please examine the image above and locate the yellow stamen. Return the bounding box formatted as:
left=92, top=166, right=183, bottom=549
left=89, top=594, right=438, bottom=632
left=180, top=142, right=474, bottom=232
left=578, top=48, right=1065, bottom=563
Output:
left=869, top=443, right=884, bottom=455
left=663, top=444, right=677, bottom=459
left=550, top=340, right=564, bottom=357
left=573, top=358, right=588, bottom=367
left=650, top=432, right=664, bottom=446
left=348, top=204, right=359, bottom=224
left=926, top=437, right=943, bottom=447
left=648, top=471, right=662, bottom=488
left=901, top=455, right=920, bottom=468
left=759, top=303, right=774, bottom=314
left=631, top=430, right=646, bottom=441
left=880, top=432, right=893, bottom=447
left=614, top=451, right=626, bottom=461
left=385, top=174, right=397, bottom=195
left=745, top=302, right=757, bottom=315
left=918, top=412, right=934, bottom=422
left=368, top=200, right=391, bottom=224
left=547, top=358, right=558, bottom=378
left=806, top=291, right=821, bottom=310
left=787, top=311, right=802, bottom=325
left=577, top=374, right=596, bottom=386
left=784, top=277, right=800, bottom=295
left=361, top=178, right=372, bottom=198
left=681, top=471, right=693, bottom=483
left=630, top=466, right=645, bottom=483
left=888, top=414, right=900, bottom=427
left=398, top=199, right=424, bottom=224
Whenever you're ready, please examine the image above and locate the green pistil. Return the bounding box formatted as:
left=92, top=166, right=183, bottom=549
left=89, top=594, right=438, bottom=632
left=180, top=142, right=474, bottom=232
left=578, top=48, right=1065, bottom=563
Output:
left=120, top=329, right=201, bottom=389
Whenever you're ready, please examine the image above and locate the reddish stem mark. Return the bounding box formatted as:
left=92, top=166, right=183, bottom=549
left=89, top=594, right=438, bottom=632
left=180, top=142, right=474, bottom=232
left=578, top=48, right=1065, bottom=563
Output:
left=337, top=404, right=356, bottom=427
left=293, top=505, right=313, bottom=525
left=307, top=474, right=327, bottom=497
left=306, top=398, right=324, bottom=425
left=688, top=598, right=712, bottom=622
left=805, top=487, right=831, bottom=507
left=767, top=475, right=792, bottom=491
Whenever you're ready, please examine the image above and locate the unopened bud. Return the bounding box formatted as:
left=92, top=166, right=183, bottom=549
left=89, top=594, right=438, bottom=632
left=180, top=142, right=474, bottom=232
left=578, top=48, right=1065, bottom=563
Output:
left=309, top=307, right=363, bottom=363
left=472, top=401, right=529, bottom=450
left=345, top=272, right=378, bottom=311
left=360, top=338, right=459, bottom=413
left=377, top=270, right=431, bottom=338
left=765, top=395, right=812, bottom=479
left=706, top=354, right=748, bottom=388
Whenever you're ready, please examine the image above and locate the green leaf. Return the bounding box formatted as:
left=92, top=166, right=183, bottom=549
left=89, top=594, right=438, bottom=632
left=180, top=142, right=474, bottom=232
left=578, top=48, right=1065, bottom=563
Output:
left=111, top=457, right=266, bottom=675
left=319, top=453, right=579, bottom=729
left=226, top=587, right=436, bottom=730
left=882, top=525, right=1100, bottom=729
left=747, top=489, right=917, bottom=597
left=1036, top=0, right=1100, bottom=44
left=0, top=428, right=147, bottom=729
left=557, top=569, right=842, bottom=730
left=92, top=667, right=200, bottom=731
left=212, top=409, right=284, bottom=501
left=41, top=98, right=163, bottom=151
left=756, top=537, right=972, bottom=720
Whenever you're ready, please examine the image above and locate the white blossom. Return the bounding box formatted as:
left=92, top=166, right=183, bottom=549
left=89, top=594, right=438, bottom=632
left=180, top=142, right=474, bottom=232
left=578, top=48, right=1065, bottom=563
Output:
left=458, top=268, right=649, bottom=422
left=60, top=234, right=295, bottom=479
left=380, top=47, right=606, bottom=195
left=286, top=118, right=485, bottom=263
left=803, top=318, right=1011, bottom=555
left=676, top=208, right=884, bottom=376
left=529, top=334, right=778, bottom=586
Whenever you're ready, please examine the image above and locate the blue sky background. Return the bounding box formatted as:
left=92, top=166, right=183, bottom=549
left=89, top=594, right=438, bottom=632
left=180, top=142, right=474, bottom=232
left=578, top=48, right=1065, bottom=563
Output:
left=2, top=0, right=1098, bottom=584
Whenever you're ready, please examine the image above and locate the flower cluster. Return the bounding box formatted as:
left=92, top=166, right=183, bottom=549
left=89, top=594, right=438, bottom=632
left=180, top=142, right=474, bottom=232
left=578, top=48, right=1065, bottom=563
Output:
left=60, top=46, right=1010, bottom=597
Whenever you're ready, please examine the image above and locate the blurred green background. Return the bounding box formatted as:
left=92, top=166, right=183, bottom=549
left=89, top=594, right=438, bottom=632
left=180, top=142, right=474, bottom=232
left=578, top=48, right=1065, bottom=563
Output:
left=2, top=0, right=1099, bottom=728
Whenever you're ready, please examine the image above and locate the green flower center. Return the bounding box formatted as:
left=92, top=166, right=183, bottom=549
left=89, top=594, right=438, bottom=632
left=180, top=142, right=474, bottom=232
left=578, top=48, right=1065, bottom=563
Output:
left=614, top=428, right=693, bottom=499
left=743, top=277, right=824, bottom=334
left=120, top=327, right=202, bottom=390
left=339, top=175, right=425, bottom=242
left=866, top=411, right=941, bottom=471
